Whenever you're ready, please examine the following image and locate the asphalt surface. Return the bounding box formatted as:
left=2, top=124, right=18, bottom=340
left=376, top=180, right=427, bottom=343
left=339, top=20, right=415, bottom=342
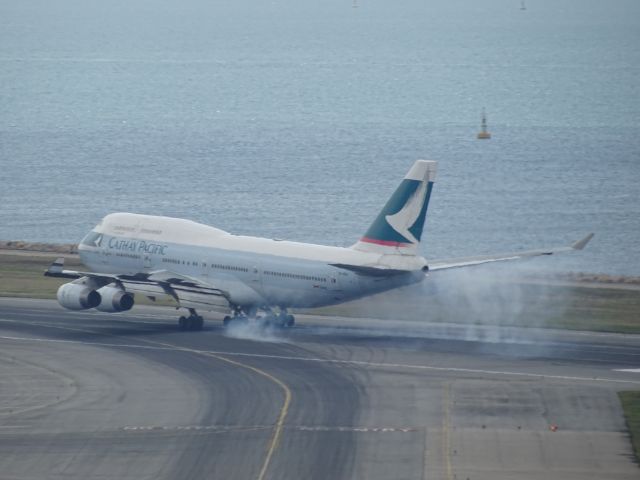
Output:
left=0, top=298, right=639, bottom=480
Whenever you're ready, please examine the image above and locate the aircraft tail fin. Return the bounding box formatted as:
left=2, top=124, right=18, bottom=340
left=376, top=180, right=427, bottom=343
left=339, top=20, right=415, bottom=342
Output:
left=352, top=160, right=437, bottom=255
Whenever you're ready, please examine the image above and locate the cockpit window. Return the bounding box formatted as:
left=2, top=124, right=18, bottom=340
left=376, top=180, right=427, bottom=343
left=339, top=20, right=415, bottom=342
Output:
left=80, top=231, right=103, bottom=247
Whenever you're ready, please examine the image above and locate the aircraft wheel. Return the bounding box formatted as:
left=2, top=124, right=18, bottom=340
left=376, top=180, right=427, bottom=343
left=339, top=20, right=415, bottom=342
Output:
left=178, top=316, right=187, bottom=330
left=286, top=314, right=295, bottom=327
left=223, top=316, right=232, bottom=327
left=193, top=316, right=204, bottom=330
left=261, top=315, right=274, bottom=328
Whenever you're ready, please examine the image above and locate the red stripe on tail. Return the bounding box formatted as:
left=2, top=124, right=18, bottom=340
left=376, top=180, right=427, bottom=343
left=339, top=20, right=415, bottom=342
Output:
left=359, top=237, right=413, bottom=247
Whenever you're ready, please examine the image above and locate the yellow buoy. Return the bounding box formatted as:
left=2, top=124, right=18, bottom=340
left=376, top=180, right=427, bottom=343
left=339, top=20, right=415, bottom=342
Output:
left=477, top=109, right=491, bottom=139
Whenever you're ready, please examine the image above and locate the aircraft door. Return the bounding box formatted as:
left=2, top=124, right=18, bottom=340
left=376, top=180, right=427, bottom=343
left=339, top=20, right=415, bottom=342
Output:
left=100, top=242, right=110, bottom=266
left=331, top=270, right=355, bottom=301
left=329, top=270, right=345, bottom=294
left=250, top=262, right=265, bottom=298
left=251, top=264, right=262, bottom=285
left=201, top=259, right=209, bottom=278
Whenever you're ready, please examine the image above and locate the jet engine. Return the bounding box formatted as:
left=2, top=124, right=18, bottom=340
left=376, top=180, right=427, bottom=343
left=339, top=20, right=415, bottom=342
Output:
left=57, top=282, right=101, bottom=310
left=95, top=285, right=134, bottom=312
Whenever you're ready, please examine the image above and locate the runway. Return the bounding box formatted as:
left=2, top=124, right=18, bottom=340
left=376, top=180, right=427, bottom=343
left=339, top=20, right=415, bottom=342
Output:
left=0, top=298, right=639, bottom=479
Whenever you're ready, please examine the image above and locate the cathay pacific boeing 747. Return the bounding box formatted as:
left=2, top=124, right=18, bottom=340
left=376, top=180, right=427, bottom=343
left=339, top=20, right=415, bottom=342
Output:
left=45, top=160, right=593, bottom=330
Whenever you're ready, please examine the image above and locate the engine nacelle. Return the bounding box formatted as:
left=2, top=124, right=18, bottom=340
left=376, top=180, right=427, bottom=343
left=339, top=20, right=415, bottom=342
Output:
left=57, top=283, right=101, bottom=310
left=95, top=285, right=134, bottom=312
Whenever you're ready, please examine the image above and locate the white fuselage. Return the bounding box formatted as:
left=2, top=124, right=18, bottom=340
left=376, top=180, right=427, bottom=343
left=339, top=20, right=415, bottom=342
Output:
left=78, top=213, right=426, bottom=310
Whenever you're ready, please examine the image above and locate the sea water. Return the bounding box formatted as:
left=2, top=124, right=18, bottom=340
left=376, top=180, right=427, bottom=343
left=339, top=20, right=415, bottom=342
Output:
left=1, top=0, right=639, bottom=274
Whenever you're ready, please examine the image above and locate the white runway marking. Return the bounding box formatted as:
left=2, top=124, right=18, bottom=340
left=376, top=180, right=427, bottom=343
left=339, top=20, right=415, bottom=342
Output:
left=63, top=322, right=640, bottom=357
left=2, top=331, right=640, bottom=385
left=614, top=368, right=640, bottom=373
left=121, top=424, right=416, bottom=433
left=7, top=311, right=166, bottom=325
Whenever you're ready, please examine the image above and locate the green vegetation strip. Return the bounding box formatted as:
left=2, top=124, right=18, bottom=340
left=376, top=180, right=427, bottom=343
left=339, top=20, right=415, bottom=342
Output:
left=0, top=254, right=174, bottom=307
left=1, top=252, right=639, bottom=333
left=312, top=282, right=640, bottom=334
left=619, top=391, right=640, bottom=464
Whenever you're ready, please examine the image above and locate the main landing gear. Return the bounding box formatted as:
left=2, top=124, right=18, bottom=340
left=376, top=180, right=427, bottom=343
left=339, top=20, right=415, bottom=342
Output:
left=223, top=307, right=295, bottom=329
left=178, top=308, right=204, bottom=331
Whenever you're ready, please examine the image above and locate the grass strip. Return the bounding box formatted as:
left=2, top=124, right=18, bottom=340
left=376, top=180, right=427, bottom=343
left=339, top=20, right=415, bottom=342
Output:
left=0, top=253, right=174, bottom=306
left=1, top=252, right=639, bottom=333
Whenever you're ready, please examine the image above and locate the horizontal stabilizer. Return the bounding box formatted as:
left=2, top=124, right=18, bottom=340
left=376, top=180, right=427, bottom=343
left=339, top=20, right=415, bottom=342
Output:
left=330, top=263, right=410, bottom=277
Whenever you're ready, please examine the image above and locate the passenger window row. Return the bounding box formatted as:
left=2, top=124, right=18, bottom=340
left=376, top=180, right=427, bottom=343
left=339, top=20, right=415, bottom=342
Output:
left=210, top=264, right=249, bottom=273
left=161, top=259, right=325, bottom=283
left=263, top=270, right=327, bottom=282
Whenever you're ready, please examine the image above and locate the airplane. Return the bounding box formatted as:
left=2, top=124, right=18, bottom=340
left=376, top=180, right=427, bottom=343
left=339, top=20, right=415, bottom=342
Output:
left=45, top=160, right=593, bottom=331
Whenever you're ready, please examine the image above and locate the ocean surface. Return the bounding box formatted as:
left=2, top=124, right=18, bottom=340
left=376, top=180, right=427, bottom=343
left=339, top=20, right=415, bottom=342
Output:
left=1, top=0, right=639, bottom=274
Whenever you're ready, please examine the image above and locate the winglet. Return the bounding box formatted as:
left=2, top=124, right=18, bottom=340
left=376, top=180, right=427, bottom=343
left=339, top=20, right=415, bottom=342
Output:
left=44, top=257, right=78, bottom=279
left=47, top=257, right=65, bottom=274
left=572, top=233, right=594, bottom=250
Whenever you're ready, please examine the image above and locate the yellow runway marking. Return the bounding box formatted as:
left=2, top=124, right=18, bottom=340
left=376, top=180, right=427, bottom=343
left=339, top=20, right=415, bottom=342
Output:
left=442, top=382, right=453, bottom=480
left=96, top=335, right=293, bottom=480
left=421, top=427, right=429, bottom=480
left=0, top=320, right=292, bottom=480
left=195, top=350, right=291, bottom=480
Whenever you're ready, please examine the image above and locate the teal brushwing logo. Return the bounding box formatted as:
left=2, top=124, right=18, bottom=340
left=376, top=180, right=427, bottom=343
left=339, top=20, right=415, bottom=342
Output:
left=385, top=180, right=428, bottom=244
left=361, top=180, right=434, bottom=247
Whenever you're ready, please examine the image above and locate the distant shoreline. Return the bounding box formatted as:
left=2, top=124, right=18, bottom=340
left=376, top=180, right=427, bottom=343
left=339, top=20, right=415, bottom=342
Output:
left=0, top=240, right=77, bottom=254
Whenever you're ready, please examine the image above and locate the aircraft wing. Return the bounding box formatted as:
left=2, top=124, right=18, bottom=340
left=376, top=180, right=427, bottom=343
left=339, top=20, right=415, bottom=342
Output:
left=428, top=233, right=594, bottom=272
left=45, top=258, right=230, bottom=308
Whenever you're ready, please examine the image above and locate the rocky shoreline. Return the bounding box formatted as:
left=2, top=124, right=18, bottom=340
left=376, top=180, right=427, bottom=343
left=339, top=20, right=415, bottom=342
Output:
left=0, top=240, right=77, bottom=254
